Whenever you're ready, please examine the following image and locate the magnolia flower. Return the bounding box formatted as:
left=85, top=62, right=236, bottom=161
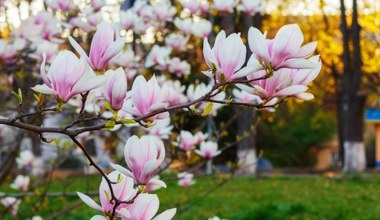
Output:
left=91, top=0, right=106, bottom=11
left=167, top=57, right=191, bottom=76
left=87, top=12, right=104, bottom=27
left=69, top=22, right=125, bottom=71
left=77, top=171, right=136, bottom=218
left=0, top=40, right=17, bottom=62
left=182, top=0, right=200, bottom=14
left=1, top=197, right=20, bottom=218
left=199, top=0, right=210, bottom=14
left=239, top=56, right=321, bottom=104
left=16, top=150, right=34, bottom=168
left=152, top=1, right=176, bottom=22
left=69, top=17, right=93, bottom=32
left=125, top=194, right=176, bottom=220
left=195, top=141, right=221, bottom=160
left=120, top=10, right=140, bottom=30
left=123, top=135, right=165, bottom=186
left=32, top=50, right=106, bottom=103
left=232, top=88, right=263, bottom=104
left=186, top=83, right=225, bottom=115
left=238, top=0, right=261, bottom=16
left=248, top=24, right=318, bottom=71
left=178, top=130, right=200, bottom=151
left=45, top=0, right=74, bottom=12
left=144, top=175, right=166, bottom=192
left=287, top=55, right=322, bottom=100
left=102, top=67, right=128, bottom=111
left=124, top=75, right=168, bottom=120
left=110, top=49, right=140, bottom=70
left=30, top=40, right=59, bottom=62
left=10, top=175, right=30, bottom=191
left=178, top=172, right=195, bottom=188
left=174, top=18, right=193, bottom=35
left=145, top=118, right=173, bottom=139
left=161, top=80, right=188, bottom=105
left=165, top=33, right=189, bottom=51
left=145, top=45, right=171, bottom=69
left=191, top=19, right=212, bottom=38
left=213, top=0, right=235, bottom=13
left=203, top=30, right=261, bottom=82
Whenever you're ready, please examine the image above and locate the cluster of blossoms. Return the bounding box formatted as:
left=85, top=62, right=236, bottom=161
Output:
left=26, top=20, right=319, bottom=218
left=0, top=0, right=321, bottom=218
left=1, top=150, right=34, bottom=218
left=79, top=136, right=176, bottom=220
left=203, top=24, right=320, bottom=108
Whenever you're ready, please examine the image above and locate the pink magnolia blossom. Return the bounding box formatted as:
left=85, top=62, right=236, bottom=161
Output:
left=87, top=12, right=104, bottom=27
left=178, top=172, right=195, bottom=188
left=195, top=141, right=221, bottom=160
left=124, top=75, right=169, bottom=120
left=213, top=0, right=235, bottom=13
left=161, top=80, right=188, bottom=105
left=0, top=197, right=20, bottom=218
left=174, top=18, right=193, bottom=35
left=182, top=0, right=200, bottom=14
left=199, top=0, right=210, bottom=14
left=120, top=10, right=140, bottom=30
left=123, top=135, right=166, bottom=185
left=191, top=19, right=212, bottom=38
left=91, top=0, right=106, bottom=11
left=248, top=24, right=318, bottom=71
left=167, top=57, right=191, bottom=76
left=152, top=1, right=176, bottom=23
left=69, top=22, right=125, bottom=71
left=16, top=150, right=34, bottom=168
left=32, top=50, right=106, bottom=103
left=239, top=55, right=321, bottom=104
left=0, top=40, right=17, bottom=62
left=145, top=118, right=173, bottom=139
left=238, top=0, right=261, bottom=16
left=287, top=55, right=322, bottom=100
left=110, top=49, right=140, bottom=70
left=203, top=30, right=261, bottom=82
left=145, top=45, right=171, bottom=69
left=69, top=17, right=93, bottom=32
left=45, top=0, right=74, bottom=12
left=165, top=33, right=189, bottom=51
left=178, top=130, right=204, bottom=151
left=77, top=171, right=136, bottom=218
left=10, top=175, right=30, bottom=191
left=232, top=88, right=263, bottom=104
left=102, top=67, right=128, bottom=111
left=186, top=83, right=226, bottom=115
left=124, top=194, right=176, bottom=220
left=30, top=40, right=59, bottom=62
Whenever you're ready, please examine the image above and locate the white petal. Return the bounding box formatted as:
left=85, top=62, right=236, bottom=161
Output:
left=109, top=163, right=134, bottom=178
left=31, top=84, right=58, bottom=96
left=152, top=208, right=177, bottom=220
left=77, top=192, right=102, bottom=211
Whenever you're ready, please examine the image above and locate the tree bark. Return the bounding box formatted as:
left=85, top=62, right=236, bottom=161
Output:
left=339, top=0, right=366, bottom=172
left=234, top=13, right=262, bottom=174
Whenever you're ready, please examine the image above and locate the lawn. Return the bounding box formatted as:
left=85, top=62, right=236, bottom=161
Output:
left=3, top=173, right=380, bottom=219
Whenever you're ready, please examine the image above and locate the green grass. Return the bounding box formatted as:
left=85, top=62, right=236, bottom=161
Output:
left=3, top=174, right=380, bottom=219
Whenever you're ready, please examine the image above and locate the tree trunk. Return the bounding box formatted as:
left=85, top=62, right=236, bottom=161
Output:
left=339, top=94, right=366, bottom=171
left=234, top=13, right=261, bottom=174
left=236, top=107, right=257, bottom=174
left=338, top=0, right=366, bottom=172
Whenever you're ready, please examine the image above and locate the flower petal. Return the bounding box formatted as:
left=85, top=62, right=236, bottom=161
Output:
left=77, top=192, right=102, bottom=211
